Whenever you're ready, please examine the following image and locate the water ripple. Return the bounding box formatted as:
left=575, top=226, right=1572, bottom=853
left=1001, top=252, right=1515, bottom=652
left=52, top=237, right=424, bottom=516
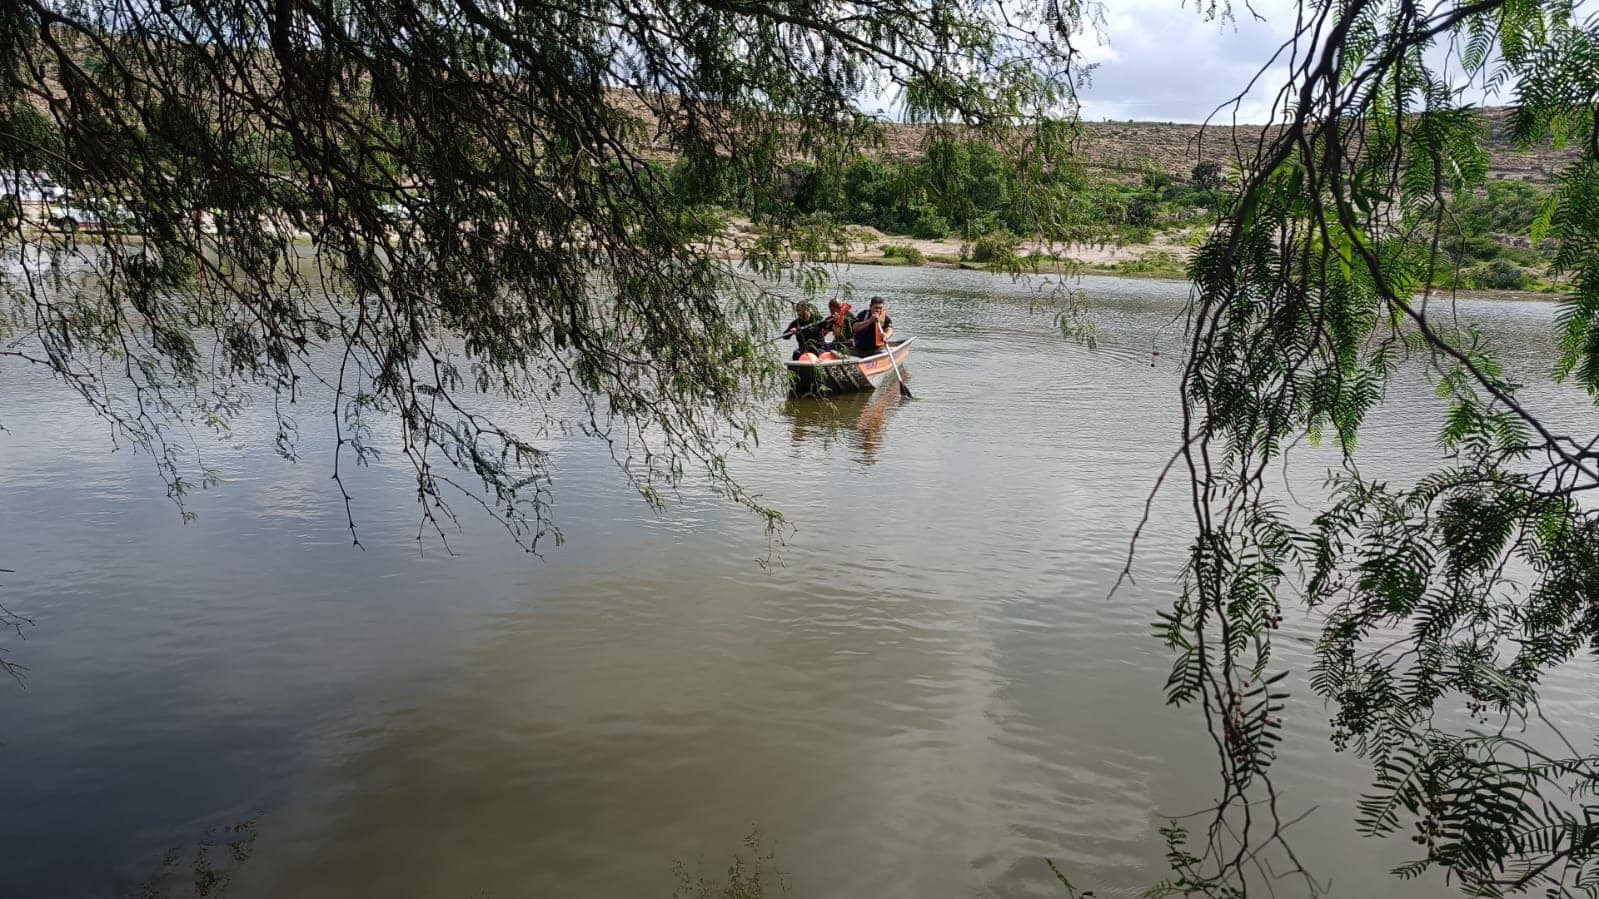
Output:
left=0, top=268, right=1591, bottom=898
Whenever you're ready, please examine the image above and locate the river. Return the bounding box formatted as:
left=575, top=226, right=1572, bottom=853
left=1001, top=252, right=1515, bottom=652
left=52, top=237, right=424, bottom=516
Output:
left=1, top=267, right=1593, bottom=897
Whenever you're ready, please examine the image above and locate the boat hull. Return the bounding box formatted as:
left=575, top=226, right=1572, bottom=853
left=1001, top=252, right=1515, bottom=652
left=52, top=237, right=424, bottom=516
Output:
left=785, top=338, right=914, bottom=395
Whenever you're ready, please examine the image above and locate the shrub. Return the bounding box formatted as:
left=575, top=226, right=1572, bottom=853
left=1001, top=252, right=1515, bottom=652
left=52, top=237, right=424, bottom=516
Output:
left=909, top=205, right=950, bottom=239
left=964, top=211, right=1002, bottom=238
left=1447, top=233, right=1504, bottom=264
left=881, top=243, right=925, bottom=265
left=1141, top=166, right=1172, bottom=193
left=669, top=208, right=728, bottom=239
left=1120, top=225, right=1155, bottom=245
left=1126, top=196, right=1158, bottom=227
left=1192, top=160, right=1225, bottom=191
left=963, top=228, right=1020, bottom=264
left=1121, top=251, right=1185, bottom=275
left=1473, top=259, right=1528, bottom=291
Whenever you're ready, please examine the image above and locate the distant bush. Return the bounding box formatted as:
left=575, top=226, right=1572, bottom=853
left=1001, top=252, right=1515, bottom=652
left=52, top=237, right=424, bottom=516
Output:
left=1141, top=166, right=1172, bottom=194
left=909, top=205, right=950, bottom=239
left=1473, top=259, right=1529, bottom=291
left=881, top=243, right=925, bottom=265
left=1126, top=196, right=1158, bottom=228
left=1120, top=225, right=1155, bottom=245
left=963, top=228, right=1020, bottom=264
left=1455, top=179, right=1549, bottom=236
left=1121, top=251, right=1185, bottom=275
left=669, top=208, right=728, bottom=239
left=1191, top=160, right=1225, bottom=190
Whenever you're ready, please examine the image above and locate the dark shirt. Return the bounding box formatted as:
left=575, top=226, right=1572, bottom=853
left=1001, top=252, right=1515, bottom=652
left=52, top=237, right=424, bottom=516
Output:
left=852, top=309, right=893, bottom=356
left=785, top=316, right=823, bottom=354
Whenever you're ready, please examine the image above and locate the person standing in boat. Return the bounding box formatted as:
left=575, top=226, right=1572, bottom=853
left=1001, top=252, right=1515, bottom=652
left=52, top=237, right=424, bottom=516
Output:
left=851, top=295, right=894, bottom=357
left=781, top=302, right=825, bottom=360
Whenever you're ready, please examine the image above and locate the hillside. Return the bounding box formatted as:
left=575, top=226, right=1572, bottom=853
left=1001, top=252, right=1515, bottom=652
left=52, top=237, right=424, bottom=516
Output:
left=825, top=106, right=1571, bottom=286
left=874, top=106, right=1575, bottom=184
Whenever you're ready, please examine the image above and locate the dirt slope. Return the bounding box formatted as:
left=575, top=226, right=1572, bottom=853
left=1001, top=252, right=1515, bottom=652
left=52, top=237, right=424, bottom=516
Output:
left=875, top=106, right=1574, bottom=184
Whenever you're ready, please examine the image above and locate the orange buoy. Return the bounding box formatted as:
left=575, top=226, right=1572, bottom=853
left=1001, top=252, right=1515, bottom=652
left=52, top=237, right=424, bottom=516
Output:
left=817, top=351, right=839, bottom=361
left=797, top=352, right=818, bottom=363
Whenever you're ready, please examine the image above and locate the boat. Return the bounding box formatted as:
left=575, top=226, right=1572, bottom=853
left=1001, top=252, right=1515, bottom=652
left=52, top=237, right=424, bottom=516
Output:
left=785, top=337, right=915, bottom=395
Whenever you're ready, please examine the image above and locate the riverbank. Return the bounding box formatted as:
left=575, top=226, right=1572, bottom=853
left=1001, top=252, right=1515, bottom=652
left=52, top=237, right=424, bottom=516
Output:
left=9, top=221, right=1565, bottom=299
left=758, top=221, right=1198, bottom=277
left=798, top=223, right=1573, bottom=298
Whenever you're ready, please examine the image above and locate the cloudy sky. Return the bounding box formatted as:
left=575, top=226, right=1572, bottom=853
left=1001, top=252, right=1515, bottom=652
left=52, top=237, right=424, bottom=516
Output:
left=1072, top=0, right=1544, bottom=124
left=1073, top=0, right=1301, bottom=124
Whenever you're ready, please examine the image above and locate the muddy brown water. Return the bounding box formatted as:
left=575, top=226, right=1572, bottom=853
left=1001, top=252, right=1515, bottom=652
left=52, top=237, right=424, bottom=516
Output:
left=0, top=268, right=1593, bottom=897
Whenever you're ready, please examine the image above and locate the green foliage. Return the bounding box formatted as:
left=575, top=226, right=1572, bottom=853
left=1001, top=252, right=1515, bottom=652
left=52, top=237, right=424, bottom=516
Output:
left=840, top=158, right=915, bottom=233
left=880, top=243, right=925, bottom=265
left=1117, top=251, right=1185, bottom=276
left=1145, top=824, right=1247, bottom=899
left=1118, top=224, right=1155, bottom=245
left=1454, top=179, right=1549, bottom=235
left=1158, top=0, right=1599, bottom=894
left=683, top=127, right=1101, bottom=243
left=1471, top=259, right=1529, bottom=290
left=963, top=228, right=1020, bottom=265
left=1544, top=158, right=1599, bottom=391
left=671, top=129, right=1250, bottom=250
left=1141, top=165, right=1173, bottom=195
left=909, top=205, right=951, bottom=240
left=0, top=101, right=62, bottom=172
left=1429, top=179, right=1561, bottom=289
left=1191, top=160, right=1225, bottom=191
left=1045, top=859, right=1097, bottom=898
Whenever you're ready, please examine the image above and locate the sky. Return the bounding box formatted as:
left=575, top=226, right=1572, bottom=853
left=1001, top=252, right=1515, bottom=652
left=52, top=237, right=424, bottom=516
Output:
left=1072, top=0, right=1591, bottom=124
left=1074, top=0, right=1302, bottom=124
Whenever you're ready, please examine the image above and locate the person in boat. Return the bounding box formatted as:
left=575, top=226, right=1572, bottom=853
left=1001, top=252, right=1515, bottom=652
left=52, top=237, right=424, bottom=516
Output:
left=781, top=302, right=825, bottom=360
left=851, top=295, right=894, bottom=357
left=820, top=298, right=854, bottom=354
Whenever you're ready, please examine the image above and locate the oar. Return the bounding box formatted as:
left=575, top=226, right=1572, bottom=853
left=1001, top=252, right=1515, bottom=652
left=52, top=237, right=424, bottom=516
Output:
left=880, top=333, right=913, bottom=399
left=767, top=321, right=824, bottom=348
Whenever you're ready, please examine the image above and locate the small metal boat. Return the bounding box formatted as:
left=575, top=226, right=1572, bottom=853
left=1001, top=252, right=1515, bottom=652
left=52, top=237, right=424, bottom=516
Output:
left=785, top=338, right=914, bottom=395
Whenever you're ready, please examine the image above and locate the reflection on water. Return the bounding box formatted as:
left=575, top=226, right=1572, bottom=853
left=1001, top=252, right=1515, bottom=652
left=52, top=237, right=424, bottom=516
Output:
left=0, top=268, right=1594, bottom=898
left=779, top=386, right=903, bottom=465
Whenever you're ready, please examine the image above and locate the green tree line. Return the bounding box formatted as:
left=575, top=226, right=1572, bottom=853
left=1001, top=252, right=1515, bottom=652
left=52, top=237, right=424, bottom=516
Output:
left=667, top=131, right=1565, bottom=290
left=667, top=135, right=1221, bottom=244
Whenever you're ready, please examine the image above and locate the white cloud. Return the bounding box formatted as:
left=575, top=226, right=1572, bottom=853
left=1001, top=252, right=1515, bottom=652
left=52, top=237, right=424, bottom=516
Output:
left=1074, top=0, right=1583, bottom=123
left=1076, top=0, right=1300, bottom=123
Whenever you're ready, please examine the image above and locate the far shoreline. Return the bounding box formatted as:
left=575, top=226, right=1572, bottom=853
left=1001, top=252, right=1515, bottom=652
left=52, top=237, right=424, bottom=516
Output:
left=726, top=221, right=1572, bottom=303
left=7, top=226, right=1565, bottom=305
left=797, top=251, right=1570, bottom=304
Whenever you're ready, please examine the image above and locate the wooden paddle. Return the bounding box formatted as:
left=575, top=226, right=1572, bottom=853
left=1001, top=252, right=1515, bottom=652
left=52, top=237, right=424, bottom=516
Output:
left=879, top=328, right=913, bottom=399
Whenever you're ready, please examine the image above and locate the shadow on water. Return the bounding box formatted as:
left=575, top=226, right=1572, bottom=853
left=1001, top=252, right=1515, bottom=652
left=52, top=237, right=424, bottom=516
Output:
left=777, top=386, right=904, bottom=466
left=128, top=817, right=785, bottom=899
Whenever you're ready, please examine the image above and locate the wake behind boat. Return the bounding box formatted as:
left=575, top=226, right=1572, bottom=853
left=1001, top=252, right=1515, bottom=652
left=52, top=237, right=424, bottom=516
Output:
left=785, top=337, right=915, bottom=395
